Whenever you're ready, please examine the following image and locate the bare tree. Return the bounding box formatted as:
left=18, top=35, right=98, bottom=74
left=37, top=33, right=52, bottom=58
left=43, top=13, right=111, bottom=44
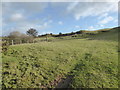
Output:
left=8, top=31, right=34, bottom=44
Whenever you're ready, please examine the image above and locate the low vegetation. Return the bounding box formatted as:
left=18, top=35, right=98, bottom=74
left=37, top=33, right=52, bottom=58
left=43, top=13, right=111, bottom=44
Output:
left=1, top=27, right=119, bottom=88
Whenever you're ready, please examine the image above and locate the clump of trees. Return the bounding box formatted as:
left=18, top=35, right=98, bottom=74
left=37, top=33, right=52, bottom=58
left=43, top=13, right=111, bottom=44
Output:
left=8, top=31, right=33, bottom=45
left=2, top=28, right=38, bottom=54
left=7, top=28, right=38, bottom=45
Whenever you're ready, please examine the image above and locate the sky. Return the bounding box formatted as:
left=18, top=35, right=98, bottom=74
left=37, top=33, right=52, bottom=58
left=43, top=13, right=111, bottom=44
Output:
left=1, top=1, right=119, bottom=36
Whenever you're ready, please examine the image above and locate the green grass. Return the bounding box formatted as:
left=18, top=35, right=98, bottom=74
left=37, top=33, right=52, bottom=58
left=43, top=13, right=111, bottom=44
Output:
left=2, top=27, right=118, bottom=88
left=86, top=27, right=118, bottom=41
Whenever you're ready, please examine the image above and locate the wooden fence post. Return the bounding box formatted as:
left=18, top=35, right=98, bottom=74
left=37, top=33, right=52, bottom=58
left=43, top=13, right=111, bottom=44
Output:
left=12, top=40, right=14, bottom=45
left=46, top=36, right=47, bottom=41
left=27, top=40, right=29, bottom=43
left=20, top=40, right=22, bottom=44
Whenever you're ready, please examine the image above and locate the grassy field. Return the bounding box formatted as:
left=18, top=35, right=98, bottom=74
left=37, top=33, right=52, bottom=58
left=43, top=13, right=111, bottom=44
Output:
left=2, top=27, right=118, bottom=88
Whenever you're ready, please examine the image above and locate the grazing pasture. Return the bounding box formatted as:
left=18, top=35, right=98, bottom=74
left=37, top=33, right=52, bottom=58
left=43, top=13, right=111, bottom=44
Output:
left=2, top=27, right=118, bottom=88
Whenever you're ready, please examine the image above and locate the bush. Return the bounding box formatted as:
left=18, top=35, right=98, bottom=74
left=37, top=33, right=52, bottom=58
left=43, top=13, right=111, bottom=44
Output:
left=2, top=40, right=10, bottom=55
left=8, top=31, right=34, bottom=44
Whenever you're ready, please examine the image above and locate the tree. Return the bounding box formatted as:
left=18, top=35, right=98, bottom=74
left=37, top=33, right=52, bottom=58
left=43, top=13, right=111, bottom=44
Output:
left=50, top=33, right=53, bottom=35
left=26, top=28, right=38, bottom=37
left=9, top=31, right=22, bottom=38
left=59, top=32, right=62, bottom=35
left=8, top=31, right=23, bottom=44
left=8, top=31, right=34, bottom=44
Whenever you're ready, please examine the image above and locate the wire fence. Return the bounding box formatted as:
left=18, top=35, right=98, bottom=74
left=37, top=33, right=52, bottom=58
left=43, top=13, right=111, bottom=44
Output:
left=1, top=35, right=87, bottom=46
left=1, top=39, right=41, bottom=46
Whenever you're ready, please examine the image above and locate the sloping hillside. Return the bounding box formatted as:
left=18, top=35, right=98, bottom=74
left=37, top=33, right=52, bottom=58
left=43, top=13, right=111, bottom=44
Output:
left=36, top=27, right=119, bottom=42
left=2, top=27, right=119, bottom=88
left=85, top=27, right=119, bottom=41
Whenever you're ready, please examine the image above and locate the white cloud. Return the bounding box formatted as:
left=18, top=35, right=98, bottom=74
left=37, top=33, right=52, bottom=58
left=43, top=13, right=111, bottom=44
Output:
left=2, top=2, right=50, bottom=36
left=75, top=14, right=81, bottom=21
left=10, top=13, right=24, bottom=21
left=2, top=18, right=53, bottom=36
left=67, top=2, right=79, bottom=12
left=66, top=2, right=118, bottom=20
left=2, top=2, right=48, bottom=23
left=88, top=26, right=95, bottom=30
left=114, top=19, right=118, bottom=23
left=43, top=20, right=53, bottom=27
left=75, top=25, right=80, bottom=28
left=43, top=22, right=48, bottom=27
left=58, top=21, right=63, bottom=25
left=2, top=2, right=48, bottom=14
left=100, top=24, right=105, bottom=27
left=98, top=13, right=108, bottom=19
left=1, top=0, right=119, bottom=2
left=2, top=2, right=118, bottom=36
left=48, top=20, right=53, bottom=23
left=99, top=16, right=114, bottom=24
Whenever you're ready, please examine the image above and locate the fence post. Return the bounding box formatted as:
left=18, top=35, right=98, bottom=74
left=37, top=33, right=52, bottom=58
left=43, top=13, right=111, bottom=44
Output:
left=12, top=40, right=14, bottom=45
left=27, top=40, right=29, bottom=43
left=46, top=36, right=47, bottom=41
left=20, top=40, right=22, bottom=44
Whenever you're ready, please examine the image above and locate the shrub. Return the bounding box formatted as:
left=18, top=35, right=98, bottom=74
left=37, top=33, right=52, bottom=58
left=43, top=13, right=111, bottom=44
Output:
left=2, top=40, right=10, bottom=55
left=8, top=31, right=34, bottom=44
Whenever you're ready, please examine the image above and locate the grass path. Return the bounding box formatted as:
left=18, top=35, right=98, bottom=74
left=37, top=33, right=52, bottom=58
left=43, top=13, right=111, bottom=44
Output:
left=55, top=75, right=73, bottom=88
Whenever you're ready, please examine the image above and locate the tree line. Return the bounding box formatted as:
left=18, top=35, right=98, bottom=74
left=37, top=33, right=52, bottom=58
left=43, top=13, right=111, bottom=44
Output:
left=2, top=28, right=38, bottom=54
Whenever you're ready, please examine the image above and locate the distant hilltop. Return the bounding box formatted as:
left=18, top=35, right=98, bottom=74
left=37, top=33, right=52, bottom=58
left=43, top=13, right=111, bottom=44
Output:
left=38, top=26, right=119, bottom=37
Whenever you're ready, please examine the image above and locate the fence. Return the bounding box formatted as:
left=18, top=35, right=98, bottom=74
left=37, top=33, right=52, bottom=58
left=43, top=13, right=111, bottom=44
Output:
left=1, top=37, right=54, bottom=46
left=1, top=39, right=36, bottom=45
left=1, top=35, right=87, bottom=46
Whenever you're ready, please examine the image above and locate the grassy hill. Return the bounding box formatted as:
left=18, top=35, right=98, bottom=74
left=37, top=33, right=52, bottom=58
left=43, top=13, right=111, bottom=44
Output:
left=2, top=27, right=119, bottom=88
left=35, top=27, right=119, bottom=42
left=86, top=27, right=118, bottom=41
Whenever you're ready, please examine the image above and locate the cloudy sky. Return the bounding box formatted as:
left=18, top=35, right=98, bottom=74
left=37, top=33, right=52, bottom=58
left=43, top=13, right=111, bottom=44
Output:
left=1, top=1, right=118, bottom=36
